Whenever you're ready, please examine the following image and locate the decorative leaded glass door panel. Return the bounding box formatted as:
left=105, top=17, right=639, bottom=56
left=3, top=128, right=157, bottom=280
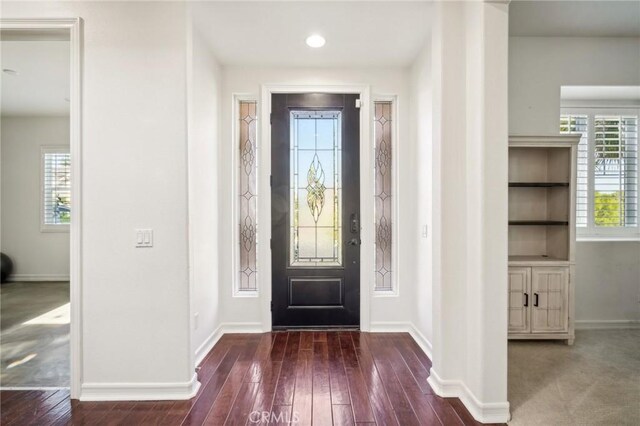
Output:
left=271, top=93, right=360, bottom=328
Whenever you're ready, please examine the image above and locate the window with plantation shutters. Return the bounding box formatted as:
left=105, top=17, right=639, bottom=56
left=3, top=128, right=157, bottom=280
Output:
left=561, top=108, right=639, bottom=239
left=42, top=147, right=71, bottom=230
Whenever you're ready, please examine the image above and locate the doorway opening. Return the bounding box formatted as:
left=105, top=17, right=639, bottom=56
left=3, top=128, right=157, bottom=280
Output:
left=0, top=19, right=81, bottom=397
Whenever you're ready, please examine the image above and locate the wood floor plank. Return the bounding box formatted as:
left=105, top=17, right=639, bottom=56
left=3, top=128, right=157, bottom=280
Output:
left=1, top=390, right=60, bottom=424
left=327, top=332, right=351, bottom=405
left=352, top=333, right=399, bottom=426
left=332, top=404, right=355, bottom=426
left=5, top=388, right=69, bottom=426
left=339, top=332, right=375, bottom=423
left=223, top=381, right=260, bottom=426
left=25, top=395, right=72, bottom=426
left=181, top=345, right=244, bottom=425
left=272, top=331, right=301, bottom=406
left=299, top=331, right=314, bottom=351
left=248, top=361, right=283, bottom=421
left=1, top=331, right=494, bottom=426
left=393, top=335, right=433, bottom=394
left=270, top=404, right=293, bottom=425
left=291, top=347, right=313, bottom=426
left=362, top=334, right=420, bottom=426
left=203, top=338, right=262, bottom=425
left=312, top=341, right=333, bottom=426
left=369, top=334, right=443, bottom=425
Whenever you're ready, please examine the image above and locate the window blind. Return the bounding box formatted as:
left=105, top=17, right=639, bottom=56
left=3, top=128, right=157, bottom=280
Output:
left=560, top=114, right=588, bottom=227
left=593, top=115, right=638, bottom=227
left=43, top=152, right=71, bottom=225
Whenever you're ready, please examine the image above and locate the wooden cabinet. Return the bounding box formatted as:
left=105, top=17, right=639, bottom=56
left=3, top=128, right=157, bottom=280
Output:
left=508, top=134, right=578, bottom=344
left=508, top=267, right=530, bottom=334
left=531, top=267, right=569, bottom=333
left=508, top=266, right=570, bottom=339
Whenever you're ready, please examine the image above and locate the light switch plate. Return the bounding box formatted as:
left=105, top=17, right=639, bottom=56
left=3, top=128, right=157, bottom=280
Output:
left=135, top=229, right=153, bottom=247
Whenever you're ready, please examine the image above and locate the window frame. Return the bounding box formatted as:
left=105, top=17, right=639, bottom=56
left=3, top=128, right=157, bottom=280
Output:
left=41, top=146, right=71, bottom=233
left=561, top=106, right=640, bottom=241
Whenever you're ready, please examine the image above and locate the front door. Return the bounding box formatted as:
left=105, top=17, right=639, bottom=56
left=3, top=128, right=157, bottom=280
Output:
left=271, top=93, right=360, bottom=328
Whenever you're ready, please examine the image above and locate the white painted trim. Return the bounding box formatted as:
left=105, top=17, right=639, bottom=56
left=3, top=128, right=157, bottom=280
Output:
left=575, top=320, right=640, bottom=330
left=194, top=323, right=263, bottom=368
left=259, top=84, right=372, bottom=332
left=0, top=17, right=83, bottom=401
left=428, top=368, right=511, bottom=424
left=369, top=321, right=433, bottom=360
left=80, top=373, right=200, bottom=402
left=231, top=94, right=260, bottom=298
left=7, top=274, right=70, bottom=282
left=371, top=95, right=400, bottom=297
left=194, top=326, right=224, bottom=367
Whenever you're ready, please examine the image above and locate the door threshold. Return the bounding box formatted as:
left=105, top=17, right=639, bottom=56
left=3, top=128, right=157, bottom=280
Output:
left=272, top=326, right=360, bottom=331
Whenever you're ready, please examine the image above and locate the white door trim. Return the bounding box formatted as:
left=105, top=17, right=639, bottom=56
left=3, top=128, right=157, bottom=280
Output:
left=259, top=84, right=372, bottom=331
left=0, top=18, right=83, bottom=399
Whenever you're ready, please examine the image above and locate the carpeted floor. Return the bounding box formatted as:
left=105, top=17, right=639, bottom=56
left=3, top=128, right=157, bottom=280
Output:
left=0, top=281, right=70, bottom=387
left=508, top=329, right=640, bottom=425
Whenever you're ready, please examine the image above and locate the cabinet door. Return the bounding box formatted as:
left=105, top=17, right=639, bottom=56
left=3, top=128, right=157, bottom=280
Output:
left=531, top=267, right=569, bottom=333
left=508, top=267, right=531, bottom=333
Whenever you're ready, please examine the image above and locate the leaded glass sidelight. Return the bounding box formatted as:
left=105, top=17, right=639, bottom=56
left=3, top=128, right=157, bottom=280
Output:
left=238, top=101, right=258, bottom=292
left=374, top=101, right=393, bottom=291
left=290, top=111, right=342, bottom=267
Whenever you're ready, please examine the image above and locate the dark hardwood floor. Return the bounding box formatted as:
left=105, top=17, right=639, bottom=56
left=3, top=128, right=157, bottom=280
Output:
left=1, top=332, right=490, bottom=425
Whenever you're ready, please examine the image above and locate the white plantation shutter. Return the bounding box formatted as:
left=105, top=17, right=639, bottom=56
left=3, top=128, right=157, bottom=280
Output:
left=561, top=108, right=639, bottom=238
left=593, top=115, right=638, bottom=227
left=560, top=114, right=588, bottom=227
left=42, top=148, right=71, bottom=227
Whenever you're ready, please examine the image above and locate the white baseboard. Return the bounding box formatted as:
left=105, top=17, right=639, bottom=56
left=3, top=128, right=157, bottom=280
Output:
left=194, top=322, right=263, bottom=368
left=80, top=373, right=200, bottom=401
left=195, top=326, right=224, bottom=367
left=7, top=274, right=70, bottom=282
left=427, top=368, right=511, bottom=424
left=575, top=320, right=640, bottom=330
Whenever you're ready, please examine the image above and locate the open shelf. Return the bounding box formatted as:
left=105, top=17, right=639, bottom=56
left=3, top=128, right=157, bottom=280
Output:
left=509, top=220, right=568, bottom=226
left=508, top=255, right=570, bottom=265
left=509, top=182, right=569, bottom=188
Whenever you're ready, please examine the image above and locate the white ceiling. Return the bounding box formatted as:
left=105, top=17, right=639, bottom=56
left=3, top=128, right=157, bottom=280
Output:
left=190, top=1, right=431, bottom=67
left=510, top=1, right=640, bottom=37
left=1, top=40, right=70, bottom=116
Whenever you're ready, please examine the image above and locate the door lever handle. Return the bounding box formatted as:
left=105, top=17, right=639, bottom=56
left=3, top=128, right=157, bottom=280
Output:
left=347, top=238, right=360, bottom=246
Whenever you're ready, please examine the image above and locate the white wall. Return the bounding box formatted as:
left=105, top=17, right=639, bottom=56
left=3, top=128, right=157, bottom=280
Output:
left=509, top=36, right=640, bottom=325
left=409, top=41, right=433, bottom=347
left=427, top=2, right=510, bottom=422
left=218, top=66, right=416, bottom=329
left=3, top=1, right=194, bottom=396
left=187, top=22, right=223, bottom=364
left=1, top=116, right=70, bottom=280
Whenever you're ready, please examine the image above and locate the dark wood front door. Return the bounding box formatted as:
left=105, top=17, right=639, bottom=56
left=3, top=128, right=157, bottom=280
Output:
left=271, top=93, right=360, bottom=328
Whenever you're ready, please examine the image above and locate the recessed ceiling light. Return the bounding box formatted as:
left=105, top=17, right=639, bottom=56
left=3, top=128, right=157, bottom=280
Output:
left=2, top=68, right=18, bottom=76
left=306, top=34, right=326, bottom=48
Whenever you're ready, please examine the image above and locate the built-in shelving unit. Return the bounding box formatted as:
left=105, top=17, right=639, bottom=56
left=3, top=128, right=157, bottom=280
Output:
left=508, top=135, right=579, bottom=345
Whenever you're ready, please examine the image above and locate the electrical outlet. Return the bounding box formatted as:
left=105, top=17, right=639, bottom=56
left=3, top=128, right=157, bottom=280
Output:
left=422, top=225, right=428, bottom=238
left=194, top=312, right=199, bottom=329
left=135, top=229, right=153, bottom=247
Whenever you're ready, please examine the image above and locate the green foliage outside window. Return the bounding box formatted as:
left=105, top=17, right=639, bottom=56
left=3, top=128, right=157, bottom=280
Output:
left=594, top=191, right=623, bottom=226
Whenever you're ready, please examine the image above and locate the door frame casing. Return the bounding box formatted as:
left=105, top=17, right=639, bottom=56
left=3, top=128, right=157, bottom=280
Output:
left=0, top=18, right=83, bottom=398
left=259, top=85, right=372, bottom=331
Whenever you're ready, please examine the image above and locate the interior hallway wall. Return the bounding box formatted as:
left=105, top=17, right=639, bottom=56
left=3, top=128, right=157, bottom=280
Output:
left=187, top=22, right=223, bottom=364
left=509, top=36, right=640, bottom=326
left=3, top=1, right=194, bottom=396
left=218, top=66, right=416, bottom=330
left=1, top=116, right=70, bottom=280
left=409, top=40, right=434, bottom=348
